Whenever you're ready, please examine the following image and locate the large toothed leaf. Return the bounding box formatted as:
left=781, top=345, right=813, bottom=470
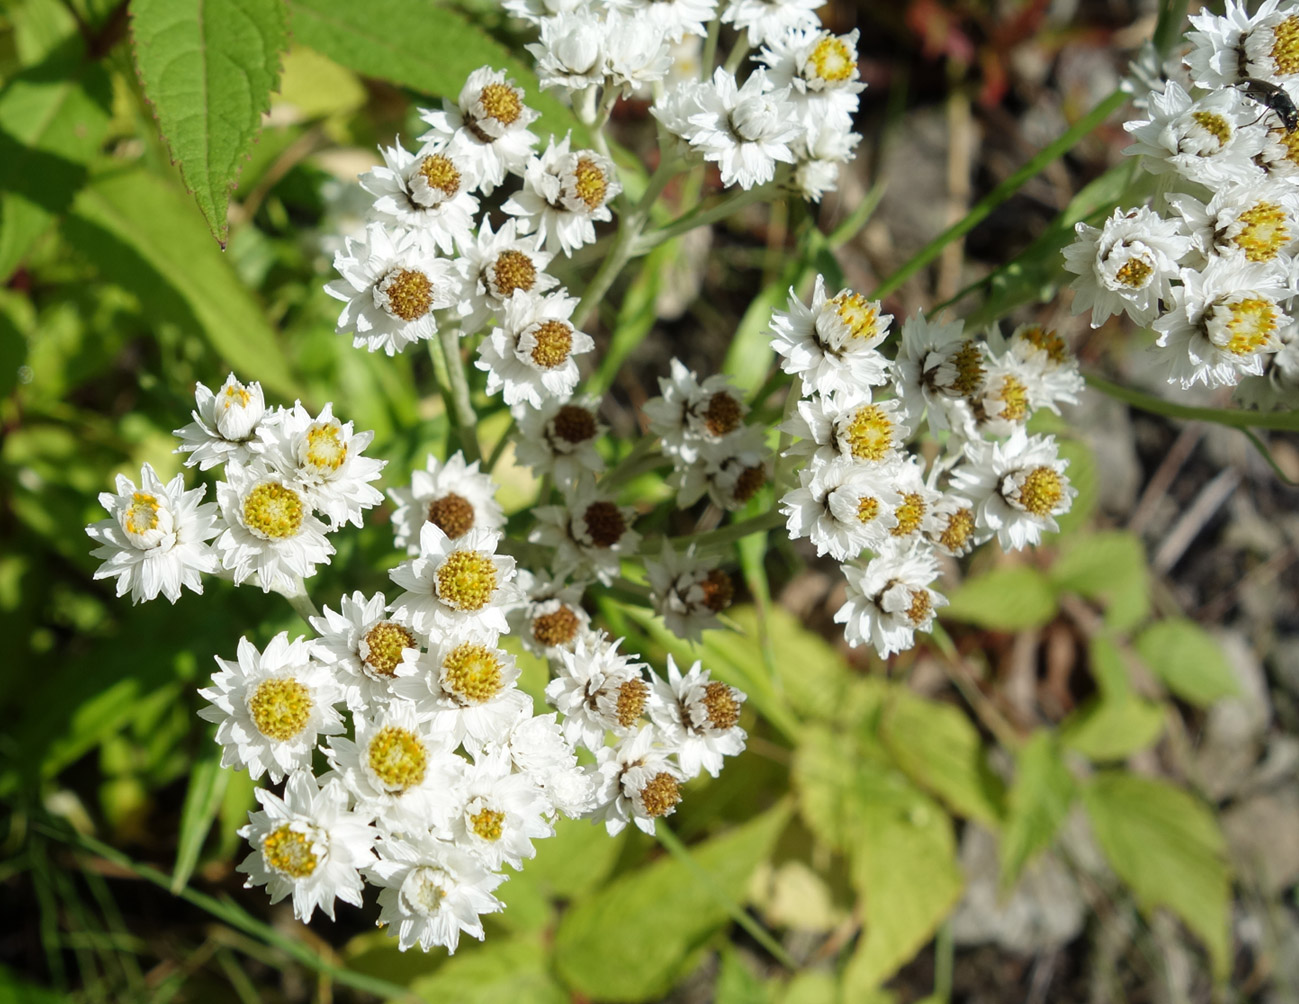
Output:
left=130, top=0, right=289, bottom=245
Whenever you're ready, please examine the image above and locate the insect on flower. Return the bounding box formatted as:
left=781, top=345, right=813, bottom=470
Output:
left=1236, top=77, right=1299, bottom=132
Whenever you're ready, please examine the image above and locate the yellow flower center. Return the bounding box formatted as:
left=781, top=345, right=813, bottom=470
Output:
left=1271, top=15, right=1299, bottom=74
left=1218, top=296, right=1279, bottom=355
left=905, top=588, right=933, bottom=626
left=571, top=157, right=609, bottom=209
left=991, top=374, right=1030, bottom=423
left=1231, top=202, right=1290, bottom=262
left=480, top=82, right=523, bottom=125
left=469, top=807, right=506, bottom=841
left=1016, top=325, right=1069, bottom=364
left=639, top=772, right=681, bottom=818
left=856, top=495, right=880, bottom=523
left=1113, top=257, right=1153, bottom=288
left=363, top=621, right=416, bottom=678
left=378, top=268, right=434, bottom=321
left=616, top=678, right=649, bottom=727
left=532, top=605, right=581, bottom=647
left=248, top=678, right=312, bottom=741
left=1013, top=466, right=1065, bottom=516
left=1190, top=110, right=1232, bottom=147
left=262, top=825, right=318, bottom=878
left=442, top=642, right=503, bottom=703
left=1277, top=124, right=1299, bottom=165
left=222, top=384, right=251, bottom=409
left=583, top=501, right=627, bottom=548
left=891, top=492, right=927, bottom=536
left=492, top=250, right=537, bottom=296
left=808, top=35, right=855, bottom=83
left=950, top=340, right=985, bottom=396
left=937, top=506, right=976, bottom=553
left=417, top=153, right=460, bottom=195
left=243, top=481, right=304, bottom=540
left=426, top=492, right=476, bottom=539
left=702, top=681, right=740, bottom=730
left=124, top=492, right=161, bottom=535
left=367, top=725, right=427, bottom=792
left=303, top=422, right=347, bottom=474
left=830, top=291, right=880, bottom=340
left=435, top=550, right=499, bottom=611
left=698, top=569, right=734, bottom=613
left=530, top=320, right=574, bottom=369
left=841, top=404, right=895, bottom=462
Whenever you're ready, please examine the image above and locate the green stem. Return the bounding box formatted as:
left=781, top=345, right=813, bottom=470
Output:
left=870, top=88, right=1127, bottom=300
left=1085, top=373, right=1299, bottom=431
left=485, top=416, right=516, bottom=474
left=654, top=509, right=785, bottom=556
left=602, top=435, right=665, bottom=490
left=275, top=579, right=320, bottom=624
left=632, top=181, right=775, bottom=254
left=700, top=16, right=720, bottom=78
left=438, top=325, right=481, bottom=462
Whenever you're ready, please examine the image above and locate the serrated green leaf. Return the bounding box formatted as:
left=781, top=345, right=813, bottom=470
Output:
left=0, top=35, right=112, bottom=279
left=130, top=0, right=289, bottom=245
left=1060, top=694, right=1164, bottom=762
left=171, top=747, right=230, bottom=892
left=1135, top=619, right=1238, bottom=708
left=410, top=935, right=566, bottom=1004
left=1050, top=530, right=1150, bottom=631
left=942, top=564, right=1057, bottom=631
left=1081, top=773, right=1231, bottom=979
left=998, top=731, right=1074, bottom=890
left=879, top=690, right=1004, bottom=826
left=65, top=169, right=299, bottom=399
left=553, top=804, right=790, bottom=1002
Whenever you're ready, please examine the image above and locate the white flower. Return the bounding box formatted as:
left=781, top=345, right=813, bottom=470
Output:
left=449, top=754, right=554, bottom=870
left=892, top=312, right=983, bottom=435
left=388, top=451, right=505, bottom=555
left=503, top=0, right=589, bottom=23
left=503, top=136, right=622, bottom=256
left=389, top=523, right=520, bottom=637
left=645, top=542, right=735, bottom=642
left=85, top=463, right=219, bottom=604
left=887, top=456, right=942, bottom=542
left=768, top=274, right=892, bottom=399
left=197, top=633, right=345, bottom=781
left=926, top=493, right=983, bottom=557
left=588, top=725, right=684, bottom=836
left=507, top=570, right=592, bottom=659
left=258, top=402, right=385, bottom=530
left=497, top=708, right=595, bottom=816
left=455, top=218, right=559, bottom=333
left=238, top=772, right=375, bottom=922
left=604, top=11, right=674, bottom=95
left=368, top=831, right=505, bottom=953
left=668, top=423, right=771, bottom=511
left=530, top=485, right=641, bottom=585
left=780, top=454, right=900, bottom=561
left=950, top=430, right=1076, bottom=550
left=1122, top=81, right=1267, bottom=187
left=781, top=395, right=911, bottom=467
left=610, top=0, right=715, bottom=41
left=648, top=656, right=746, bottom=779
left=972, top=352, right=1043, bottom=437
left=834, top=540, right=947, bottom=657
left=1061, top=206, right=1191, bottom=328
left=1235, top=333, right=1299, bottom=408
left=791, top=118, right=860, bottom=202
left=1186, top=0, right=1299, bottom=88
left=309, top=591, right=423, bottom=713
left=358, top=141, right=481, bottom=254
left=214, top=462, right=335, bottom=592
left=418, top=67, right=540, bottom=195
left=476, top=290, right=595, bottom=407
left=527, top=11, right=608, bottom=93
left=1003, top=323, right=1085, bottom=412
left=173, top=374, right=271, bottom=470
left=545, top=631, right=653, bottom=751
left=1153, top=260, right=1291, bottom=388
left=1168, top=181, right=1299, bottom=274
left=677, top=68, right=801, bottom=189
left=721, top=0, right=822, bottom=47
left=756, top=27, right=864, bottom=127
left=325, top=222, right=461, bottom=356
left=642, top=358, right=752, bottom=464
left=512, top=396, right=607, bottom=484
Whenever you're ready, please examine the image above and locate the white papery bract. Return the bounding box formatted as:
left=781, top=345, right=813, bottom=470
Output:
left=1186, top=0, right=1299, bottom=88
left=174, top=374, right=270, bottom=470
left=604, top=10, right=674, bottom=95
left=926, top=492, right=983, bottom=558
left=476, top=290, right=595, bottom=407
left=891, top=312, right=983, bottom=435
left=388, top=451, right=505, bottom=555
left=834, top=540, right=947, bottom=658
left=197, top=633, right=345, bottom=782
left=456, top=218, right=559, bottom=333
left=237, top=772, right=375, bottom=923
left=215, top=462, right=335, bottom=592
left=325, top=222, right=461, bottom=356
left=1168, top=181, right=1299, bottom=275
left=527, top=11, right=607, bottom=93
left=648, top=656, right=747, bottom=779
left=721, top=0, right=822, bottom=47
left=792, top=118, right=861, bottom=202
left=781, top=395, right=911, bottom=468
left=1122, top=81, right=1267, bottom=187
left=369, top=832, right=505, bottom=953
left=950, top=430, right=1077, bottom=551
left=530, top=485, right=641, bottom=585
left=358, top=142, right=480, bottom=254
left=389, top=523, right=519, bottom=637
left=780, top=454, right=901, bottom=561
left=645, top=542, right=734, bottom=642
left=1236, top=333, right=1299, bottom=408
left=588, top=725, right=684, bottom=836
left=449, top=754, right=554, bottom=870
left=309, top=591, right=423, bottom=713
left=497, top=708, right=595, bottom=817
left=503, top=136, right=621, bottom=255
left=1061, top=206, right=1191, bottom=328
left=757, top=27, right=865, bottom=127
left=610, top=0, right=715, bottom=41
left=86, top=462, right=219, bottom=604
left=643, top=358, right=752, bottom=464
left=769, top=274, right=892, bottom=399
left=1003, top=324, right=1085, bottom=411
left=668, top=422, right=771, bottom=511
left=545, top=631, right=653, bottom=751
left=503, top=0, right=589, bottom=24
left=508, top=570, right=592, bottom=658
left=513, top=396, right=606, bottom=484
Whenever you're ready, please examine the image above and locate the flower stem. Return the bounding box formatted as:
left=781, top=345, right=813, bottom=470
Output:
left=275, top=578, right=320, bottom=624
left=633, top=181, right=774, bottom=255
left=438, top=325, right=482, bottom=462
left=656, top=509, right=785, bottom=556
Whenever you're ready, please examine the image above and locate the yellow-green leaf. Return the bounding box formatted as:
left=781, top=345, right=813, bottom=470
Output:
left=998, top=731, right=1074, bottom=889
left=1135, top=619, right=1238, bottom=708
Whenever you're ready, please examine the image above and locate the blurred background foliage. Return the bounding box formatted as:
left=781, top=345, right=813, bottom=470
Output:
left=2, top=0, right=1298, bottom=1002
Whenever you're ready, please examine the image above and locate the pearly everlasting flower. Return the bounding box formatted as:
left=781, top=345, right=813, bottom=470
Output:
left=972, top=352, right=1046, bottom=437
left=834, top=541, right=948, bottom=657
left=1122, top=81, right=1267, bottom=187
left=388, top=451, right=505, bottom=555
left=512, top=396, right=607, bottom=484
left=369, top=832, right=505, bottom=953
left=588, top=725, right=684, bottom=836
left=418, top=67, right=540, bottom=195
left=1168, top=181, right=1299, bottom=275
left=756, top=27, right=865, bottom=127
left=214, top=462, right=335, bottom=592
left=721, top=0, right=822, bottom=47
left=791, top=118, right=860, bottom=202
left=768, top=275, right=892, bottom=399
left=887, top=456, right=943, bottom=542
left=503, top=137, right=621, bottom=256
left=449, top=754, right=554, bottom=870
left=610, top=0, right=715, bottom=41
left=358, top=141, right=480, bottom=254
left=508, top=570, right=591, bottom=658
left=668, top=423, right=771, bottom=511
left=527, top=11, right=608, bottom=93
left=648, top=656, right=747, bottom=778
left=309, top=591, right=423, bottom=713
left=476, top=290, right=595, bottom=407
left=238, top=772, right=375, bottom=922
left=325, top=222, right=461, bottom=356
left=503, top=0, right=590, bottom=23
left=1236, top=333, right=1299, bottom=408
left=686, top=68, right=801, bottom=189
left=1186, top=0, right=1299, bottom=89
left=173, top=374, right=271, bottom=470
left=642, top=359, right=752, bottom=464
left=891, top=312, right=982, bottom=435
left=456, top=219, right=559, bottom=333
left=1061, top=206, right=1191, bottom=328
left=497, top=708, right=595, bottom=816
left=545, top=631, right=653, bottom=751
left=780, top=454, right=901, bottom=561
left=926, top=493, right=983, bottom=557
left=604, top=11, right=674, bottom=95
left=1004, top=324, right=1085, bottom=411
left=530, top=485, right=641, bottom=585
left=781, top=395, right=912, bottom=468
left=389, top=523, right=520, bottom=637
left=259, top=402, right=385, bottom=530
left=950, top=430, right=1077, bottom=551
left=197, top=633, right=345, bottom=781
left=85, top=463, right=219, bottom=604
left=645, top=543, right=735, bottom=642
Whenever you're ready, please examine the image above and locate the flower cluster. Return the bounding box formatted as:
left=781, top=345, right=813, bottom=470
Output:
left=769, top=279, right=1083, bottom=656
left=1065, top=0, right=1299, bottom=405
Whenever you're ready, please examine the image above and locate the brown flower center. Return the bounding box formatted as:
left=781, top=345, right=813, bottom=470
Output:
left=583, top=501, right=627, bottom=547
left=427, top=492, right=476, bottom=539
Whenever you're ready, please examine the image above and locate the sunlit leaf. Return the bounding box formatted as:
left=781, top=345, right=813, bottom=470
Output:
left=1135, top=619, right=1238, bottom=708
left=998, top=731, right=1074, bottom=889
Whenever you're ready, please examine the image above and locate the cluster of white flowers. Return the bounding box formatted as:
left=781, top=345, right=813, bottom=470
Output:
left=769, top=278, right=1084, bottom=656
left=1065, top=0, right=1299, bottom=405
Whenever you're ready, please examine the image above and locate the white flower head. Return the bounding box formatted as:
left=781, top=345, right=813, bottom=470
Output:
left=925, top=492, right=983, bottom=557
left=545, top=631, right=654, bottom=751
left=781, top=395, right=912, bottom=467
left=1168, top=181, right=1299, bottom=274
left=1186, top=0, right=1299, bottom=88
left=645, top=542, right=735, bottom=642
left=527, top=11, right=608, bottom=93
left=507, top=569, right=592, bottom=659
left=389, top=523, right=520, bottom=637
left=642, top=358, right=752, bottom=464
left=174, top=374, right=270, bottom=470
left=512, top=396, right=607, bottom=484
left=238, top=772, right=376, bottom=922
left=1235, top=332, right=1299, bottom=408
left=648, top=655, right=747, bottom=779
left=768, top=275, right=892, bottom=398
left=197, top=632, right=345, bottom=781
left=1122, top=81, right=1267, bottom=187
left=388, top=451, right=505, bottom=556
left=214, top=462, right=335, bottom=592
left=325, top=222, right=461, bottom=356
left=85, top=463, right=220, bottom=603
left=610, top=0, right=716, bottom=42
left=950, top=430, right=1077, bottom=551
left=503, top=136, right=622, bottom=256
left=604, top=11, right=674, bottom=95
left=530, top=485, right=641, bottom=585
left=456, top=218, right=559, bottom=334
left=721, top=0, right=822, bottom=48
left=476, top=290, right=595, bottom=407
left=892, top=312, right=983, bottom=435
left=588, top=725, right=685, bottom=836
left=669, top=423, right=772, bottom=511
left=791, top=117, right=860, bottom=202
left=358, top=141, right=480, bottom=254
left=757, top=27, right=864, bottom=127
left=834, top=540, right=948, bottom=658
left=1003, top=323, right=1085, bottom=411
left=887, top=455, right=943, bottom=542
left=449, top=754, right=554, bottom=870
left=309, top=591, right=424, bottom=713
left=780, top=454, right=901, bottom=561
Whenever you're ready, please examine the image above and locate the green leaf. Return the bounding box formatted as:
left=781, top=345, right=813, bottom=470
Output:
left=0, top=35, right=112, bottom=279
left=1060, top=694, right=1165, bottom=762
left=777, top=972, right=840, bottom=1004
left=1053, top=437, right=1098, bottom=535
left=410, top=935, right=567, bottom=1004
left=1135, top=619, right=1239, bottom=708
left=553, top=804, right=790, bottom=1002
left=1049, top=530, right=1150, bottom=632
left=942, top=565, right=1058, bottom=632
left=1081, top=773, right=1231, bottom=979
left=998, top=731, right=1074, bottom=889
left=66, top=169, right=299, bottom=400
left=130, top=0, right=289, bottom=245
left=715, top=945, right=772, bottom=1004
left=879, top=690, right=1004, bottom=826
left=171, top=746, right=232, bottom=891
left=287, top=0, right=585, bottom=144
